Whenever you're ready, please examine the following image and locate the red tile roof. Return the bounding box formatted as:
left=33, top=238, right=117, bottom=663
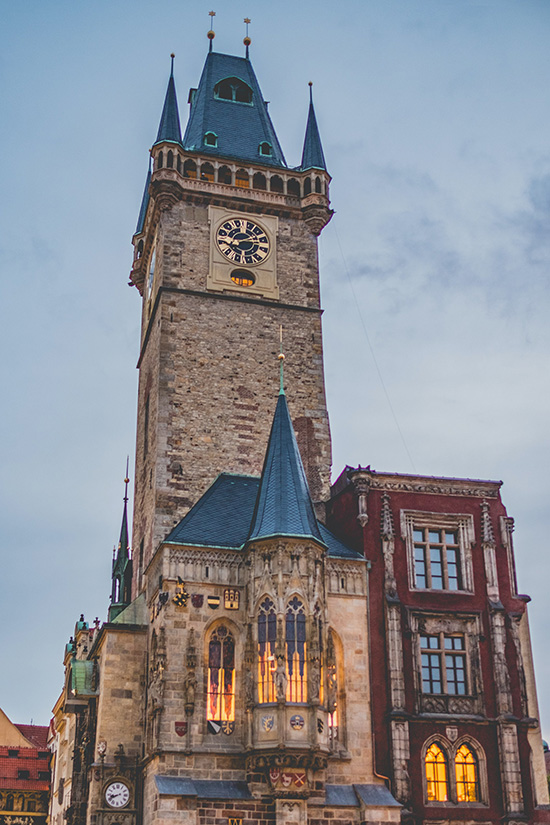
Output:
left=0, top=742, right=50, bottom=791
left=15, top=725, right=49, bottom=749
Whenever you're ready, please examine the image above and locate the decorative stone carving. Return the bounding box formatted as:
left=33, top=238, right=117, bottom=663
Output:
left=481, top=501, right=499, bottom=603
left=348, top=468, right=371, bottom=527
left=508, top=614, right=528, bottom=718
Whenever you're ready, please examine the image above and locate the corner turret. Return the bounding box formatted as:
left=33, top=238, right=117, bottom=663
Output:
left=301, top=83, right=327, bottom=172
left=154, top=55, right=182, bottom=145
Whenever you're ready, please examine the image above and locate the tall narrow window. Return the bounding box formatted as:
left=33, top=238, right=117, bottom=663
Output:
left=286, top=596, right=307, bottom=702
left=258, top=598, right=276, bottom=703
left=455, top=743, right=480, bottom=802
left=327, top=630, right=338, bottom=747
left=206, top=625, right=235, bottom=734
left=425, top=743, right=449, bottom=801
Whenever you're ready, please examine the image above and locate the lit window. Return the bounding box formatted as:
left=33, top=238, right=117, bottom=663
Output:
left=235, top=169, right=249, bottom=188
left=455, top=743, right=480, bottom=802
left=414, top=527, right=461, bottom=590
left=204, top=132, right=218, bottom=147
left=286, top=596, right=307, bottom=703
left=259, top=142, right=272, bottom=156
left=421, top=634, right=466, bottom=695
left=425, top=743, right=449, bottom=801
left=206, top=625, right=235, bottom=734
left=231, top=270, right=255, bottom=287
left=214, top=77, right=253, bottom=104
left=258, top=598, right=276, bottom=703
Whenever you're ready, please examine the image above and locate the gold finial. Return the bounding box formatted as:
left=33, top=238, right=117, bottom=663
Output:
left=243, top=17, right=251, bottom=54
left=207, top=10, right=216, bottom=48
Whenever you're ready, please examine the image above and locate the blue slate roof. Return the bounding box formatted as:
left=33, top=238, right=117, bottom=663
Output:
left=164, top=472, right=361, bottom=560
left=155, top=71, right=182, bottom=145
left=155, top=775, right=252, bottom=800
left=248, top=393, right=325, bottom=545
left=325, top=784, right=401, bottom=808
left=135, top=163, right=151, bottom=234
left=182, top=51, right=286, bottom=167
left=301, top=94, right=327, bottom=171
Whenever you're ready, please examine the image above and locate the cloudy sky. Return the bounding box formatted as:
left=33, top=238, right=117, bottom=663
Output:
left=1, top=0, right=549, bottom=735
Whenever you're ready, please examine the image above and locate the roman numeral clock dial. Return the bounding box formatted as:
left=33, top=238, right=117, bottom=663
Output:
left=216, top=218, right=271, bottom=265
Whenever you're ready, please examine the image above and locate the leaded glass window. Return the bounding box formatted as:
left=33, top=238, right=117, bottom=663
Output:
left=258, top=598, right=276, bottom=703
left=455, top=743, right=480, bottom=801
left=206, top=625, right=235, bottom=734
left=425, top=742, right=449, bottom=801
left=286, top=596, right=307, bottom=703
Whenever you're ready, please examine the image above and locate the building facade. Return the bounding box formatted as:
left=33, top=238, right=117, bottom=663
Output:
left=0, top=708, right=50, bottom=825
left=49, top=31, right=549, bottom=825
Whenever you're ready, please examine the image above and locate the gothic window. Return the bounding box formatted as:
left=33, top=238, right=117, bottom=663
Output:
left=253, top=172, right=267, bottom=190
left=157, top=151, right=163, bottom=169
left=425, top=742, right=449, bottom=802
left=421, top=634, right=466, bottom=695
left=259, top=141, right=272, bottom=156
left=218, top=165, right=232, bottom=184
left=327, top=630, right=339, bottom=748
left=455, top=743, right=480, bottom=802
left=204, top=131, right=218, bottom=147
left=287, top=178, right=301, bottom=197
left=183, top=159, right=197, bottom=179
left=167, top=150, right=173, bottom=168
left=258, top=598, right=277, bottom=703
left=6, top=795, right=14, bottom=811
left=214, top=77, right=253, bottom=104
left=206, top=625, right=235, bottom=734
left=315, top=176, right=322, bottom=193
left=401, top=511, right=475, bottom=593
left=304, top=177, right=312, bottom=196
left=200, top=163, right=215, bottom=182
left=235, top=169, right=249, bottom=188
left=286, top=596, right=307, bottom=703
left=270, top=175, right=283, bottom=193
left=176, top=154, right=182, bottom=173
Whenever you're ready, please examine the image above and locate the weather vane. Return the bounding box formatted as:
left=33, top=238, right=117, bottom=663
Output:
left=243, top=17, right=252, bottom=57
left=207, top=11, right=216, bottom=50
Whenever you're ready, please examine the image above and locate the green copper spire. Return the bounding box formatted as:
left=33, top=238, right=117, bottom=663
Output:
left=108, top=462, right=133, bottom=622
left=301, top=83, right=327, bottom=171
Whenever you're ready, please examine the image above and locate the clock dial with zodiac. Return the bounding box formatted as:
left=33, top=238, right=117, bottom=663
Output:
left=104, top=781, right=130, bottom=809
left=216, top=218, right=270, bottom=265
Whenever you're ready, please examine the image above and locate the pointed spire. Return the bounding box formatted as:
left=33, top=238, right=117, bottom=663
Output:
left=109, top=462, right=133, bottom=622
left=301, top=83, right=327, bottom=172
left=135, top=157, right=152, bottom=234
left=154, top=55, right=182, bottom=145
left=248, top=392, right=325, bottom=547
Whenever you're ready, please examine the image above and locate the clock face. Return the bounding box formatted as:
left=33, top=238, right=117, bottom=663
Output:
left=216, top=218, right=270, bottom=265
left=105, top=781, right=130, bottom=809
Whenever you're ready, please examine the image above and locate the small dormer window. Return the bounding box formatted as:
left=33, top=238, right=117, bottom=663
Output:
left=204, top=132, right=218, bottom=147
left=214, top=77, right=253, bottom=105
left=259, top=142, right=272, bottom=157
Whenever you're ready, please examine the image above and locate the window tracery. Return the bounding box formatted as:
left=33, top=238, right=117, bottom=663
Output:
left=286, top=596, right=307, bottom=703
left=258, top=598, right=276, bottom=703
left=206, top=625, right=235, bottom=734
left=424, top=738, right=485, bottom=805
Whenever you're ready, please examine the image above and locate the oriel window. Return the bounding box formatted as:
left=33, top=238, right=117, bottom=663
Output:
left=258, top=598, right=276, bottom=703
left=286, top=596, right=307, bottom=703
left=206, top=625, right=235, bottom=734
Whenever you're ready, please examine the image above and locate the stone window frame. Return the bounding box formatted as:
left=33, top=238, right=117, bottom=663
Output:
left=410, top=611, right=484, bottom=717
left=422, top=733, right=489, bottom=807
left=401, top=510, right=475, bottom=594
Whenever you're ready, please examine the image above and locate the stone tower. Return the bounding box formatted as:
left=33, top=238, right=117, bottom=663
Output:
left=129, top=48, right=333, bottom=585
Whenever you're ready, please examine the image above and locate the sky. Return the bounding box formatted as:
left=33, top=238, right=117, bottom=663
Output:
left=1, top=0, right=549, bottom=737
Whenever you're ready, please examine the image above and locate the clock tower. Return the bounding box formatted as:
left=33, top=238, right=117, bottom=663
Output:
left=130, top=43, right=334, bottom=584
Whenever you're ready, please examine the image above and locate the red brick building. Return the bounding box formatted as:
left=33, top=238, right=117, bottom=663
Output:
left=327, top=467, right=550, bottom=823
left=0, top=708, right=50, bottom=825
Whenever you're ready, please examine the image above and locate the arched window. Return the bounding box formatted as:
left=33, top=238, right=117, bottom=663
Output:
left=270, top=175, right=283, bottom=193
left=200, top=163, right=215, bottom=182
left=315, top=176, right=322, bottom=193
left=327, top=630, right=338, bottom=747
left=204, top=132, right=218, bottom=147
left=258, top=598, right=276, bottom=703
left=253, top=172, right=266, bottom=190
left=259, top=142, right=272, bottom=157
left=6, top=795, right=14, bottom=811
left=183, top=159, right=197, bottom=179
left=425, top=742, right=449, bottom=802
left=157, top=151, right=164, bottom=170
left=286, top=596, right=307, bottom=703
left=136, top=240, right=144, bottom=259
left=287, top=178, right=300, bottom=197
left=304, top=177, right=312, bottom=196
left=206, top=625, right=235, bottom=734
left=167, top=150, right=173, bottom=168
left=214, top=77, right=253, bottom=104
left=455, top=743, right=480, bottom=802
left=176, top=154, right=182, bottom=173
left=218, top=165, right=232, bottom=184
left=235, top=169, right=249, bottom=189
